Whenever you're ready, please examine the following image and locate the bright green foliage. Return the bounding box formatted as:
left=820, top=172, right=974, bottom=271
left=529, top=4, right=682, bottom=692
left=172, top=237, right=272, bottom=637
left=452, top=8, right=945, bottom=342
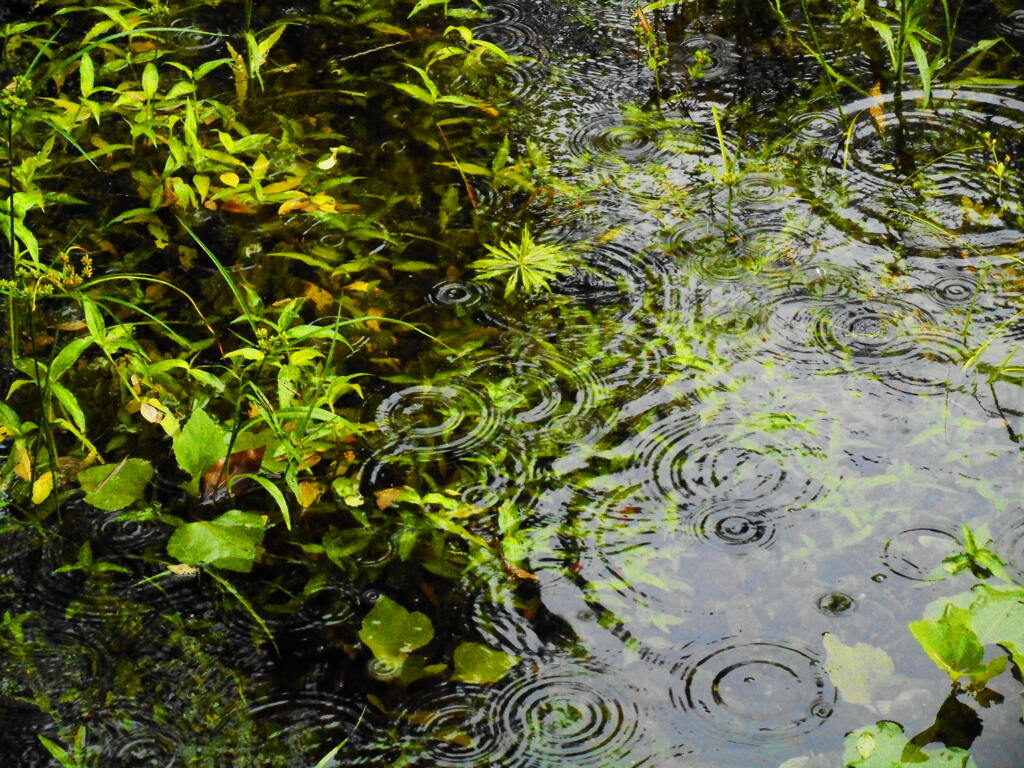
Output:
left=469, top=227, right=574, bottom=297
left=942, top=525, right=1013, bottom=583
left=823, top=633, right=895, bottom=708
left=173, top=409, right=229, bottom=481
left=843, top=722, right=977, bottom=768
left=166, top=510, right=267, bottom=573
left=909, top=604, right=992, bottom=684
left=926, top=585, right=1024, bottom=678
left=358, top=595, right=435, bottom=667
left=76, top=459, right=154, bottom=511
left=451, top=641, right=519, bottom=684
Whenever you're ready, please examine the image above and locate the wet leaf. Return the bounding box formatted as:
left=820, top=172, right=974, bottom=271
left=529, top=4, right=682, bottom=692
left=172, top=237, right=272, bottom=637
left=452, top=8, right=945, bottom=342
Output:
left=141, top=62, right=159, bottom=100
left=843, top=721, right=978, bottom=767
left=77, top=458, right=154, bottom=511
left=167, top=510, right=267, bottom=572
left=375, top=487, right=402, bottom=510
left=13, top=442, right=32, bottom=481
left=173, top=409, right=228, bottom=483
left=823, top=633, right=894, bottom=708
left=31, top=471, right=53, bottom=505
left=910, top=604, right=985, bottom=682
left=140, top=399, right=165, bottom=424
left=358, top=596, right=433, bottom=665
left=451, top=641, right=519, bottom=684
left=302, top=281, right=334, bottom=310
left=296, top=481, right=324, bottom=509
left=201, top=446, right=266, bottom=501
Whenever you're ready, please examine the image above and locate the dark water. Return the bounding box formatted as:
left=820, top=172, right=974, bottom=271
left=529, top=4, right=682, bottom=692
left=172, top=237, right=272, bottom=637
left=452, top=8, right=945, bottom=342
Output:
left=3, top=0, right=1024, bottom=766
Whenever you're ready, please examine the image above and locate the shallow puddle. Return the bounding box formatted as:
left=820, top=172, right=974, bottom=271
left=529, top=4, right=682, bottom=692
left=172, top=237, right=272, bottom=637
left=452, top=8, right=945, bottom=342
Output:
left=2, top=0, right=1024, bottom=766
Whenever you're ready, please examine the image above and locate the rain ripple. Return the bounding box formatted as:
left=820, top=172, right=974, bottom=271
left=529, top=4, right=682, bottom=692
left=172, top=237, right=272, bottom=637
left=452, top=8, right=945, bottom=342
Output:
left=881, top=526, right=961, bottom=582
left=376, top=383, right=503, bottom=458
left=668, top=638, right=835, bottom=746
left=630, top=413, right=826, bottom=511
left=491, top=657, right=647, bottom=767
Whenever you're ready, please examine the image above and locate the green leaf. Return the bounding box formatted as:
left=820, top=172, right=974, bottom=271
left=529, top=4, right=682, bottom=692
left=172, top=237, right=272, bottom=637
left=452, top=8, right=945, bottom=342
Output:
left=79, top=52, right=95, bottom=97
left=843, top=721, right=977, bottom=768
left=392, top=260, right=438, bottom=272
left=909, top=604, right=985, bottom=681
left=358, top=595, right=433, bottom=665
left=51, top=381, right=87, bottom=433
left=391, top=82, right=435, bottom=105
left=961, top=585, right=1024, bottom=672
left=142, top=62, right=159, bottom=100
left=77, top=458, right=154, bottom=511
left=50, top=337, right=93, bottom=382
left=451, top=641, right=519, bottom=684
left=167, top=510, right=267, bottom=572
left=173, top=409, right=228, bottom=480
left=823, top=633, right=895, bottom=707
left=82, top=297, right=106, bottom=342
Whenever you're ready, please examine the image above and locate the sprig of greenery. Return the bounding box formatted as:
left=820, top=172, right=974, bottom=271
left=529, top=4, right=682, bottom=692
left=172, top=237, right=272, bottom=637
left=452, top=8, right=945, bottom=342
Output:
left=469, top=226, right=573, bottom=297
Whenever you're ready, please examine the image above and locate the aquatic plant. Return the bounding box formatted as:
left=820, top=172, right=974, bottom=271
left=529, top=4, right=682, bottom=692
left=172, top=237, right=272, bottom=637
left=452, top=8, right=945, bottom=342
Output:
left=469, top=225, right=574, bottom=296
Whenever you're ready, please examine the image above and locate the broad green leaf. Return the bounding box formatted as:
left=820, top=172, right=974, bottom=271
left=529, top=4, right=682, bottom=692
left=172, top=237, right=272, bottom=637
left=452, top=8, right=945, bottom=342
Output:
left=77, top=458, right=154, bottom=511
left=451, top=641, right=519, bottom=684
left=173, top=409, right=228, bottom=481
left=843, top=721, right=977, bottom=768
left=909, top=604, right=985, bottom=681
left=823, top=633, right=895, bottom=707
left=358, top=595, right=433, bottom=666
left=166, top=510, right=267, bottom=572
left=962, top=585, right=1024, bottom=672
left=395, top=653, right=447, bottom=686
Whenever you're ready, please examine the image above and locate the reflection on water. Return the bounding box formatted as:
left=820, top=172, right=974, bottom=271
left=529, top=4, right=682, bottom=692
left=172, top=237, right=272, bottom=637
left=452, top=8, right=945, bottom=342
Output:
left=376, top=0, right=1024, bottom=766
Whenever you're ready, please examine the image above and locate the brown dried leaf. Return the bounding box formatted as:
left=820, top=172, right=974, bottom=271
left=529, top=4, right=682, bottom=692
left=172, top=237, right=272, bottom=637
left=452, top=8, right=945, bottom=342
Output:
left=375, top=487, right=402, bottom=510
left=303, top=281, right=335, bottom=311
left=296, top=481, right=324, bottom=509
left=200, top=446, right=266, bottom=500
left=140, top=399, right=165, bottom=424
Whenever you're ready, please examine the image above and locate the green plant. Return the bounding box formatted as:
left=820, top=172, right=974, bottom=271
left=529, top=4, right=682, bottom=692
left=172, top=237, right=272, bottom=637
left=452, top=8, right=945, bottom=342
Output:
left=469, top=226, right=574, bottom=297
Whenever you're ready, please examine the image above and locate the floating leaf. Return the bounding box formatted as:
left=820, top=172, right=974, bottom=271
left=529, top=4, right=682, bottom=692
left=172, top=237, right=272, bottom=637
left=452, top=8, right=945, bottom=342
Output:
left=910, top=604, right=985, bottom=682
left=77, top=458, right=154, bottom=511
left=358, top=595, right=433, bottom=666
left=823, top=633, right=894, bottom=708
left=167, top=510, right=267, bottom=573
left=451, top=641, right=519, bottom=684
left=843, top=721, right=978, bottom=768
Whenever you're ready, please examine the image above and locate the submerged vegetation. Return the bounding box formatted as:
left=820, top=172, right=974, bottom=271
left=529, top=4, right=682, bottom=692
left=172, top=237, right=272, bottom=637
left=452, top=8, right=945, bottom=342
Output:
left=0, top=0, right=1023, bottom=765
